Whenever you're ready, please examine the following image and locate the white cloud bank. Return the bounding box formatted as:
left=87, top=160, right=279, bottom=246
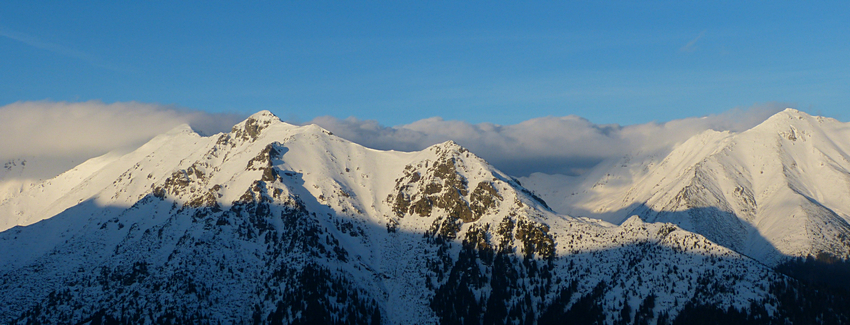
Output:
left=0, top=100, right=243, bottom=179
left=0, top=100, right=788, bottom=181
left=310, top=103, right=787, bottom=176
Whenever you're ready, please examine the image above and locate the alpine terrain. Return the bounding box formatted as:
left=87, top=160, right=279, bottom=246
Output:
left=1, top=111, right=848, bottom=324
left=522, top=109, right=850, bottom=267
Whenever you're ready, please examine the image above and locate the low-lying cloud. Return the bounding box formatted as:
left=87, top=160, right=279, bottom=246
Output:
left=0, top=100, right=788, bottom=181
left=0, top=100, right=243, bottom=179
left=310, top=103, right=787, bottom=176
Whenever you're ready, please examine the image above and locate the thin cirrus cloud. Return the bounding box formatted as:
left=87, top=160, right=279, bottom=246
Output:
left=0, top=27, right=129, bottom=72
left=679, top=30, right=706, bottom=53
left=0, top=100, right=243, bottom=179
left=309, top=103, right=786, bottom=176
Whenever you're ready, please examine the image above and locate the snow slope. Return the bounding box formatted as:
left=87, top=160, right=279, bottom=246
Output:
left=523, top=108, right=850, bottom=265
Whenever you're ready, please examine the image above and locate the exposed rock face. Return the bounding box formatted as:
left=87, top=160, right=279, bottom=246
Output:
left=388, top=143, right=506, bottom=227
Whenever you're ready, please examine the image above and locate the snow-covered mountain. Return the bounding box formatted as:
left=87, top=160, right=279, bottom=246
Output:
left=0, top=111, right=847, bottom=324
left=0, top=158, right=56, bottom=204
left=523, top=108, right=850, bottom=266
left=0, top=159, right=31, bottom=202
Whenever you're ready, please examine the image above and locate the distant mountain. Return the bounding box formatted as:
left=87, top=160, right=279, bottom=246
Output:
left=0, top=156, right=93, bottom=204
left=0, top=158, right=31, bottom=202
left=1, top=111, right=847, bottom=324
left=523, top=108, right=850, bottom=266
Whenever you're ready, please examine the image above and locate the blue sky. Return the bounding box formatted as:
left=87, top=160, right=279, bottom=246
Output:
left=2, top=2, right=849, bottom=126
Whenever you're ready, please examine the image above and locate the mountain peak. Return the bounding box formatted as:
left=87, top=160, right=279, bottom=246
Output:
left=748, top=108, right=820, bottom=136
left=166, top=123, right=196, bottom=135
left=773, top=107, right=808, bottom=119
left=247, top=110, right=281, bottom=123
left=430, top=140, right=467, bottom=153
left=760, top=108, right=822, bottom=125
left=301, top=123, right=334, bottom=136
left=230, top=110, right=284, bottom=141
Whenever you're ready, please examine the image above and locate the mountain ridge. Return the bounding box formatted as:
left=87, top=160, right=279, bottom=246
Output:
left=1, top=110, right=849, bottom=323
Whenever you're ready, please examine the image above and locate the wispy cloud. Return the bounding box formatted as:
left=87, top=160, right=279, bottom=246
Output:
left=0, top=27, right=130, bottom=72
left=0, top=101, right=243, bottom=179
left=310, top=103, right=787, bottom=176
left=679, top=30, right=706, bottom=53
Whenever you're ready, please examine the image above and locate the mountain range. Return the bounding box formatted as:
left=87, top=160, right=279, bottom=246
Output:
left=522, top=109, right=850, bottom=266
left=1, top=110, right=848, bottom=324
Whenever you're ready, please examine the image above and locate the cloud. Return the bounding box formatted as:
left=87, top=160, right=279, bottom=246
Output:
left=679, top=30, right=706, bottom=53
left=310, top=103, right=787, bottom=176
left=0, top=100, right=243, bottom=179
left=0, top=100, right=788, bottom=181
